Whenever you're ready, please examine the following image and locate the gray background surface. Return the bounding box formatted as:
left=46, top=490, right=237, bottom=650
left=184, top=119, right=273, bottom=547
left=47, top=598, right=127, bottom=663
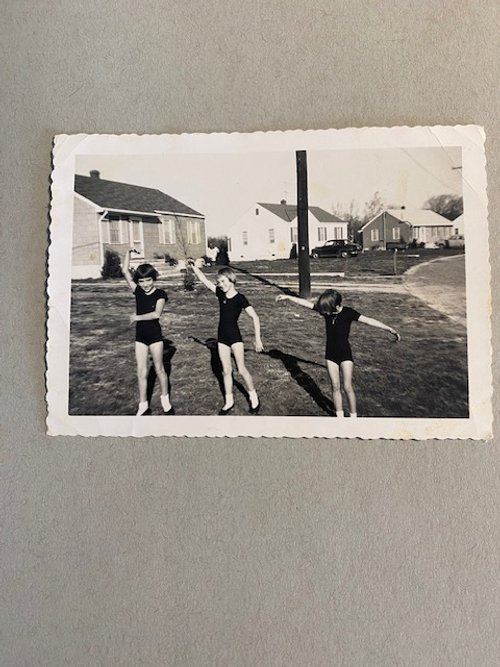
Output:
left=2, top=1, right=499, bottom=665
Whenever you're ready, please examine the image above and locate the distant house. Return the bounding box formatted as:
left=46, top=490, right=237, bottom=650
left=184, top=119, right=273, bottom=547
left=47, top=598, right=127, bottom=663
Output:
left=73, top=170, right=206, bottom=278
left=451, top=214, right=464, bottom=236
left=227, top=200, right=348, bottom=261
left=359, top=209, right=454, bottom=250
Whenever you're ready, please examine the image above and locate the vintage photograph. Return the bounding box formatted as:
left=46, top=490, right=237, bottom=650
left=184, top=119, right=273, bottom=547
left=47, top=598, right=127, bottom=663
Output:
left=46, top=127, right=492, bottom=438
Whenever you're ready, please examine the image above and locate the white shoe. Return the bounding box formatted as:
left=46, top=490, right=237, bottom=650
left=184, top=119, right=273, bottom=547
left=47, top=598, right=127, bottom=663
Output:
left=136, top=401, right=149, bottom=416
left=161, top=395, right=174, bottom=414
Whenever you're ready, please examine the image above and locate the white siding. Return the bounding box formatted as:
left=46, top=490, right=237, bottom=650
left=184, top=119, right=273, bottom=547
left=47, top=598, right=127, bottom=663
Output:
left=227, top=205, right=348, bottom=260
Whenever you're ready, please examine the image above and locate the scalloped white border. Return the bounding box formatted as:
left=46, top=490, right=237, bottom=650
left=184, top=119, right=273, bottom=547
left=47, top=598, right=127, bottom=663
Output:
left=46, top=126, right=492, bottom=439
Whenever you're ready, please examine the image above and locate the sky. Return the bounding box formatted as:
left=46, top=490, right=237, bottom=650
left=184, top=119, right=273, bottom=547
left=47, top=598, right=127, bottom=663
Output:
left=76, top=146, right=462, bottom=235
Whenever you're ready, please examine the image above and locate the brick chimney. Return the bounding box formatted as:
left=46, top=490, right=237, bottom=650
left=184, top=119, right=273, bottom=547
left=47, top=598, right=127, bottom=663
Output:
left=89, top=170, right=100, bottom=179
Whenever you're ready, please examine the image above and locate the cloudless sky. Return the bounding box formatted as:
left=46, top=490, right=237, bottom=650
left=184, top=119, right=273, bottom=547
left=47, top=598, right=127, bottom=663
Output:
left=77, top=146, right=462, bottom=234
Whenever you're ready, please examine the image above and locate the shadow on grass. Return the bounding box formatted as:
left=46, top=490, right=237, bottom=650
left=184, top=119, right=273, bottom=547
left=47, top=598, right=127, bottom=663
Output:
left=263, top=348, right=334, bottom=415
left=232, top=265, right=299, bottom=297
left=188, top=336, right=249, bottom=403
left=146, top=338, right=177, bottom=403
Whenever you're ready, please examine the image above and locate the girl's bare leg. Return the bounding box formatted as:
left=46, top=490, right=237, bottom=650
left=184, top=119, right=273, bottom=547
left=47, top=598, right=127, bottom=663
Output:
left=217, top=343, right=234, bottom=408
left=326, top=360, right=344, bottom=415
left=340, top=360, right=357, bottom=416
left=232, top=342, right=258, bottom=408
left=232, top=342, right=255, bottom=392
left=135, top=342, right=149, bottom=411
left=150, top=341, right=168, bottom=395
left=150, top=340, right=172, bottom=411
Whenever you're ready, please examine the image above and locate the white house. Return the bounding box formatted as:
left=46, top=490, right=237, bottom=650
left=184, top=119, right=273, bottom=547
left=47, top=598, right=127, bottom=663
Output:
left=403, top=209, right=455, bottom=246
left=226, top=200, right=348, bottom=261
left=451, top=214, right=464, bottom=236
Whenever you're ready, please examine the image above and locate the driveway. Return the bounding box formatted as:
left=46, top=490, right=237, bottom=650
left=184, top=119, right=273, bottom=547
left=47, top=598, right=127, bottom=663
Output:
left=403, top=254, right=466, bottom=327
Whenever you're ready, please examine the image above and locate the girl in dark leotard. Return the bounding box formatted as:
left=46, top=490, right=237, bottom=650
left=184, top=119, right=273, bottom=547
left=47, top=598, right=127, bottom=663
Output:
left=190, top=261, right=263, bottom=415
left=122, top=249, right=174, bottom=416
left=276, top=289, right=400, bottom=417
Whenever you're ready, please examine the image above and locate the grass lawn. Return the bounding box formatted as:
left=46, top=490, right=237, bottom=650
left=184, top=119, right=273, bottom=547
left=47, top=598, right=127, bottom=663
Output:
left=230, top=247, right=465, bottom=280
left=69, top=265, right=469, bottom=418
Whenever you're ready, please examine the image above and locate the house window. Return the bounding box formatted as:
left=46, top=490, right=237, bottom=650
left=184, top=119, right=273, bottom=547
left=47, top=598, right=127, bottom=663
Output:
left=160, top=218, right=176, bottom=244
left=187, top=220, right=201, bottom=245
left=318, top=227, right=328, bottom=242
left=454, top=227, right=459, bottom=235
left=392, top=227, right=400, bottom=240
left=291, top=227, right=298, bottom=243
left=255, top=208, right=259, bottom=215
left=371, top=229, right=379, bottom=242
left=227, top=237, right=232, bottom=252
left=334, top=226, right=343, bottom=240
left=269, top=228, right=275, bottom=244
left=108, top=218, right=123, bottom=244
left=242, top=231, right=248, bottom=246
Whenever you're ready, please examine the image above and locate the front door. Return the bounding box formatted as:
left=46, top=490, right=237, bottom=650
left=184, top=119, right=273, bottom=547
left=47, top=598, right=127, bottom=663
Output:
left=129, top=219, right=144, bottom=257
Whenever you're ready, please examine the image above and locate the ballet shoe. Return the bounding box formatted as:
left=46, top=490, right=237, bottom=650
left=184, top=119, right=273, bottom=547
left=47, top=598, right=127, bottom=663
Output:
left=249, top=400, right=260, bottom=415
left=136, top=401, right=150, bottom=416
left=163, top=406, right=175, bottom=416
left=218, top=403, right=234, bottom=415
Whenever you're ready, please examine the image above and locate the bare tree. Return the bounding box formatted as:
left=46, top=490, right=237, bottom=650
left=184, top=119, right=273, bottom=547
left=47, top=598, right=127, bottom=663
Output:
left=363, top=191, right=385, bottom=222
left=333, top=192, right=386, bottom=241
left=423, top=194, right=463, bottom=221
left=174, top=216, right=193, bottom=260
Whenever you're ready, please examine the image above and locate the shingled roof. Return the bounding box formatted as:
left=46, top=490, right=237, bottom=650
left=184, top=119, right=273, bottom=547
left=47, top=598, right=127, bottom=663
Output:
left=75, top=172, right=203, bottom=217
left=257, top=202, right=345, bottom=223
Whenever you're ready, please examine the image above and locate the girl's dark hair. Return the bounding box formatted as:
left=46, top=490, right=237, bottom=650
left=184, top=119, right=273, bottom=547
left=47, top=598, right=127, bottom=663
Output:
left=133, top=263, right=159, bottom=283
left=217, top=267, right=236, bottom=284
left=316, top=289, right=342, bottom=315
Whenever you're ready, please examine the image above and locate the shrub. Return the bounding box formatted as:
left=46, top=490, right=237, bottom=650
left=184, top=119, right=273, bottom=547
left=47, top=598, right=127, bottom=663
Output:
left=101, top=250, right=123, bottom=279
left=216, top=248, right=230, bottom=266
left=182, top=268, right=196, bottom=291
left=164, top=253, right=178, bottom=266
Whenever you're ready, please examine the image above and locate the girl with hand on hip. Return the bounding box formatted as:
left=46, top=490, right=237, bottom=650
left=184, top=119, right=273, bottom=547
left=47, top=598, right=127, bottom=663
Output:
left=189, top=260, right=263, bottom=415
left=276, top=289, right=400, bottom=417
left=122, top=249, right=174, bottom=416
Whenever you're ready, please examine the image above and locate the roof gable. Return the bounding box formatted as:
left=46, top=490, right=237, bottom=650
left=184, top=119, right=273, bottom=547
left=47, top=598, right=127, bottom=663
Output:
left=360, top=208, right=453, bottom=232
left=386, top=208, right=453, bottom=226
left=74, top=174, right=203, bottom=217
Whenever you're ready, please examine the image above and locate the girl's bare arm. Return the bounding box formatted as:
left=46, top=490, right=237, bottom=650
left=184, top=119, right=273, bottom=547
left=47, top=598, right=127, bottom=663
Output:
left=190, top=263, right=216, bottom=293
left=358, top=315, right=400, bottom=340
left=129, top=298, right=165, bottom=324
left=245, top=306, right=264, bottom=352
left=275, top=294, right=315, bottom=309
left=122, top=250, right=137, bottom=292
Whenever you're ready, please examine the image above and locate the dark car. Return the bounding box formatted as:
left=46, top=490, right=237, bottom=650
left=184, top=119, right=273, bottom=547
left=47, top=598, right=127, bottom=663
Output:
left=310, top=240, right=361, bottom=258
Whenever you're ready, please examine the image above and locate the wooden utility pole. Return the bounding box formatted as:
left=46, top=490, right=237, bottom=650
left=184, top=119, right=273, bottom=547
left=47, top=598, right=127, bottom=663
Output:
left=296, top=150, right=311, bottom=298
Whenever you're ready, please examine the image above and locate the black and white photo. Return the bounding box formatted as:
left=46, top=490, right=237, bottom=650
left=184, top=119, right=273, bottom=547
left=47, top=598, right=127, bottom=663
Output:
left=46, top=127, right=492, bottom=438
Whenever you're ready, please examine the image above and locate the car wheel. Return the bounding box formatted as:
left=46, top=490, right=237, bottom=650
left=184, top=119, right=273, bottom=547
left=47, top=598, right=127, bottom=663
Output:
left=340, top=251, right=348, bottom=258
left=312, top=252, right=319, bottom=259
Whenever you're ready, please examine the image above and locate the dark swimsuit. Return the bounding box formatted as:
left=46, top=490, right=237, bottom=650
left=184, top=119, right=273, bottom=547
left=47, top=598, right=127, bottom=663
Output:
left=134, top=287, right=167, bottom=346
left=315, top=305, right=361, bottom=365
left=216, top=287, right=250, bottom=346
